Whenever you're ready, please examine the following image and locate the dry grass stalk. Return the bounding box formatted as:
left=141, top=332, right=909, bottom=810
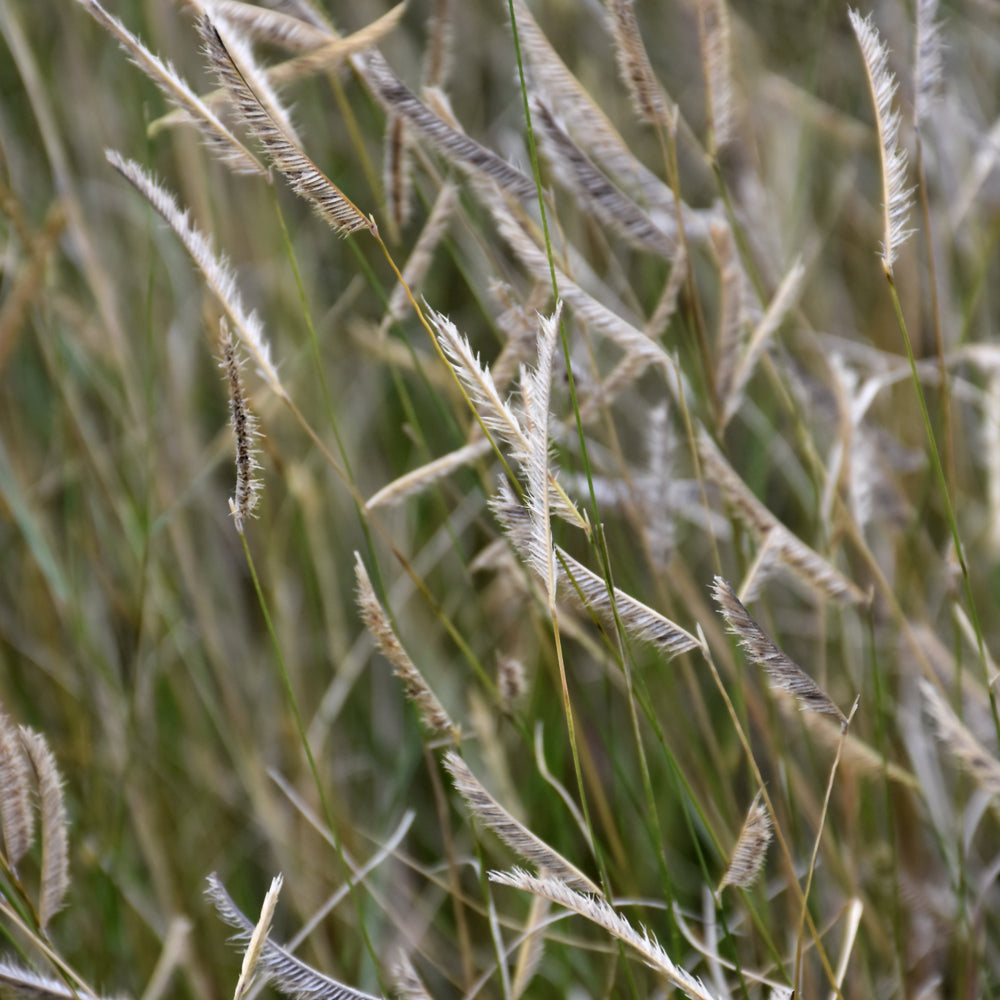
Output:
left=265, top=5, right=407, bottom=88
left=848, top=8, right=914, bottom=275
left=364, top=52, right=536, bottom=200
left=712, top=576, right=846, bottom=723
left=390, top=952, right=432, bottom=1000
left=521, top=305, right=561, bottom=594
left=491, top=479, right=535, bottom=565
left=721, top=256, right=806, bottom=427
left=484, top=193, right=682, bottom=385
left=488, top=869, right=723, bottom=1000
left=709, top=220, right=746, bottom=410
left=698, top=0, right=734, bottom=153
left=233, top=873, right=283, bottom=1000
left=200, top=16, right=374, bottom=236
left=647, top=248, right=688, bottom=339
left=558, top=548, right=703, bottom=659
left=698, top=430, right=867, bottom=604
left=428, top=309, right=531, bottom=462
left=200, top=8, right=300, bottom=139
left=509, top=0, right=664, bottom=202
left=148, top=5, right=404, bottom=133
left=106, top=152, right=285, bottom=397
left=205, top=874, right=383, bottom=1000
left=497, top=655, right=527, bottom=706
left=18, top=728, right=69, bottom=930
left=73, top=0, right=266, bottom=176
left=608, top=0, right=675, bottom=130
left=715, top=791, right=772, bottom=899
left=428, top=306, right=584, bottom=529
left=383, top=114, right=412, bottom=236
left=365, top=439, right=492, bottom=510
left=509, top=895, right=549, bottom=1000
left=204, top=0, right=332, bottom=51
left=914, top=0, right=943, bottom=126
left=444, top=751, right=601, bottom=894
left=0, top=960, right=88, bottom=1000
left=354, top=554, right=456, bottom=736
left=532, top=99, right=677, bottom=258
left=219, top=320, right=262, bottom=534
left=0, top=710, right=33, bottom=868
left=576, top=350, right=655, bottom=425
left=380, top=183, right=456, bottom=334
left=921, top=679, right=1000, bottom=800
left=423, top=0, right=454, bottom=89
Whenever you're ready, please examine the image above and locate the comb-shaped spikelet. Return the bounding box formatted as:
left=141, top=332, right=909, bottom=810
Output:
left=698, top=0, right=734, bottom=153
left=266, top=6, right=407, bottom=88
left=712, top=576, right=846, bottom=723
left=444, top=751, right=601, bottom=894
left=199, top=15, right=373, bottom=237
left=106, top=152, right=284, bottom=396
left=18, top=728, right=70, bottom=929
left=0, top=710, right=33, bottom=868
left=206, top=874, right=383, bottom=1000
left=233, top=874, right=283, bottom=1000
left=715, top=791, right=772, bottom=898
left=354, top=555, right=456, bottom=736
left=848, top=8, right=914, bottom=275
left=921, top=678, right=1000, bottom=800
left=698, top=430, right=867, bottom=605
left=73, top=0, right=266, bottom=176
left=364, top=53, right=536, bottom=200
left=558, top=549, right=703, bottom=659
left=428, top=306, right=584, bottom=529
left=489, top=869, right=724, bottom=1000
left=383, top=114, right=413, bottom=236
left=219, top=320, right=262, bottom=534
left=532, top=99, right=676, bottom=258
left=423, top=0, right=454, bottom=89
left=914, top=0, right=942, bottom=126
left=204, top=0, right=332, bottom=51
left=390, top=952, right=433, bottom=1000
left=608, top=0, right=675, bottom=130
left=521, top=305, right=561, bottom=596
left=509, top=0, right=661, bottom=200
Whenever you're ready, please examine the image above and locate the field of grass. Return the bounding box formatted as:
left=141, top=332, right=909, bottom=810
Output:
left=2, top=0, right=1000, bottom=996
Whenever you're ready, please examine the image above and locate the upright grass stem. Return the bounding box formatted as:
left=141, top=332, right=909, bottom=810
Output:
left=235, top=531, right=390, bottom=999
left=504, top=0, right=608, bottom=905
left=885, top=277, right=1000, bottom=745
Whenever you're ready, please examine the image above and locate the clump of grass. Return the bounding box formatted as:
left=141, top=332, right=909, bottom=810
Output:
left=4, top=0, right=1000, bottom=996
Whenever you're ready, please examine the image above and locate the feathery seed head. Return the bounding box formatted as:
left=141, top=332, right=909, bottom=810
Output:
left=849, top=8, right=915, bottom=275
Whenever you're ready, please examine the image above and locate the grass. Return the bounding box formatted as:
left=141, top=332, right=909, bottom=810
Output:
left=2, top=0, right=1000, bottom=996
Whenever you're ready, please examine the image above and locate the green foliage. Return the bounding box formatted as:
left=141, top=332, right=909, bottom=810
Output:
left=3, top=0, right=1000, bottom=997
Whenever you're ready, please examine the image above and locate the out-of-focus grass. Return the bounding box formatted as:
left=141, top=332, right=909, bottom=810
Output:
left=2, top=0, right=1000, bottom=997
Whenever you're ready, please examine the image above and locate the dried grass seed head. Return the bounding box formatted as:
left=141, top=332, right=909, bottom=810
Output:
left=219, top=320, right=262, bottom=534
left=712, top=576, right=846, bottom=723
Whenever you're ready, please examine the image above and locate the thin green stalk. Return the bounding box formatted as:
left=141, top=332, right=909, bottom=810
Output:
left=885, top=275, right=1000, bottom=746
left=236, top=530, right=390, bottom=999
left=914, top=135, right=954, bottom=495
left=793, top=699, right=857, bottom=993
left=701, top=644, right=844, bottom=998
